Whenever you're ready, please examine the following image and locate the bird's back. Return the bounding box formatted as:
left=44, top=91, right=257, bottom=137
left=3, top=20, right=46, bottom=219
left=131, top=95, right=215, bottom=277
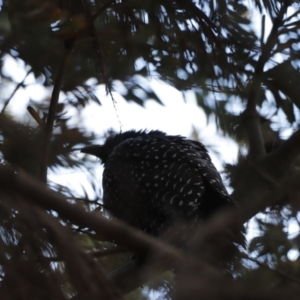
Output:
left=101, top=131, right=236, bottom=237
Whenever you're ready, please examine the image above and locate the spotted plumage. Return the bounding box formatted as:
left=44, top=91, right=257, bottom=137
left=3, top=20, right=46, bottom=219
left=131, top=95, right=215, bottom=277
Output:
left=81, top=130, right=240, bottom=243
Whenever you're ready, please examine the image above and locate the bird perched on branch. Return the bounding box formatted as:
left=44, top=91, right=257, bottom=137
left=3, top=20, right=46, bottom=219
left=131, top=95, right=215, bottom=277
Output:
left=81, top=130, right=243, bottom=250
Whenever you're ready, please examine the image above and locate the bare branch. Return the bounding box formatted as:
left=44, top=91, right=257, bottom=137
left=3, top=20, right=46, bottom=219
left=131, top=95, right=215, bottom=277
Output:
left=39, top=45, right=74, bottom=183
left=1, top=67, right=33, bottom=114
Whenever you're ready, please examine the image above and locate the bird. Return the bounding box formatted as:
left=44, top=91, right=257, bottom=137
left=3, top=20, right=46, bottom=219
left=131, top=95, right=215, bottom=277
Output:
left=81, top=130, right=243, bottom=247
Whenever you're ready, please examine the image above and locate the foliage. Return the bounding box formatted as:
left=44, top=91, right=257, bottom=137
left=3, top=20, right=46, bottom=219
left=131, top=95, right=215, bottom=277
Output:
left=0, top=0, right=300, bottom=299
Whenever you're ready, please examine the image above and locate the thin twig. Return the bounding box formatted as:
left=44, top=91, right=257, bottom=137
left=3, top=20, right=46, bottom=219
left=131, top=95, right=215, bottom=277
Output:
left=70, top=196, right=104, bottom=206
left=89, top=0, right=116, bottom=23
left=92, top=247, right=129, bottom=257
left=1, top=67, right=33, bottom=114
left=43, top=247, right=128, bottom=262
left=72, top=227, right=108, bottom=242
left=260, top=15, right=266, bottom=48
left=39, top=45, right=74, bottom=183
left=27, top=106, right=44, bottom=127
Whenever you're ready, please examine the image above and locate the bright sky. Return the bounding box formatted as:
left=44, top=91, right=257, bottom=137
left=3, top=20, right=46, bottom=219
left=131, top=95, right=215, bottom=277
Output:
left=1, top=53, right=239, bottom=194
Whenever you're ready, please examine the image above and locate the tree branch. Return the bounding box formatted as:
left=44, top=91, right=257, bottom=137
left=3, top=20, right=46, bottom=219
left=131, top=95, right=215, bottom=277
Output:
left=231, top=157, right=287, bottom=213
left=1, top=165, right=300, bottom=296
left=241, top=110, right=265, bottom=160
left=242, top=4, right=288, bottom=160
left=0, top=165, right=183, bottom=261
left=39, top=45, right=74, bottom=183
left=38, top=1, right=117, bottom=183
left=270, top=129, right=300, bottom=169
left=0, top=165, right=228, bottom=294
left=32, top=206, right=124, bottom=300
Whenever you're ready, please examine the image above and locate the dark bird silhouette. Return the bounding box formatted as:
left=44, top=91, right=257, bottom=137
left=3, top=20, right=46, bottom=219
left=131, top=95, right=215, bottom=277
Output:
left=81, top=130, right=243, bottom=249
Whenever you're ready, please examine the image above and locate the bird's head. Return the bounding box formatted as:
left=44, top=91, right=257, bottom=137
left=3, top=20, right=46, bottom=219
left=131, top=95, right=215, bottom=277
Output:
left=81, top=129, right=166, bottom=163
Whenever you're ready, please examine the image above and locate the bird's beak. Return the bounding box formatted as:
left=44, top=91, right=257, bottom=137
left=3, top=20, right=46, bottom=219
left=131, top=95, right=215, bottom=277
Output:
left=80, top=145, right=102, bottom=157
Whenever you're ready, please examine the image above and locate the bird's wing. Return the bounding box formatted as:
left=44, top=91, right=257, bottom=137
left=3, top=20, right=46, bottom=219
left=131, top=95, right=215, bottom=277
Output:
left=182, top=140, right=232, bottom=201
